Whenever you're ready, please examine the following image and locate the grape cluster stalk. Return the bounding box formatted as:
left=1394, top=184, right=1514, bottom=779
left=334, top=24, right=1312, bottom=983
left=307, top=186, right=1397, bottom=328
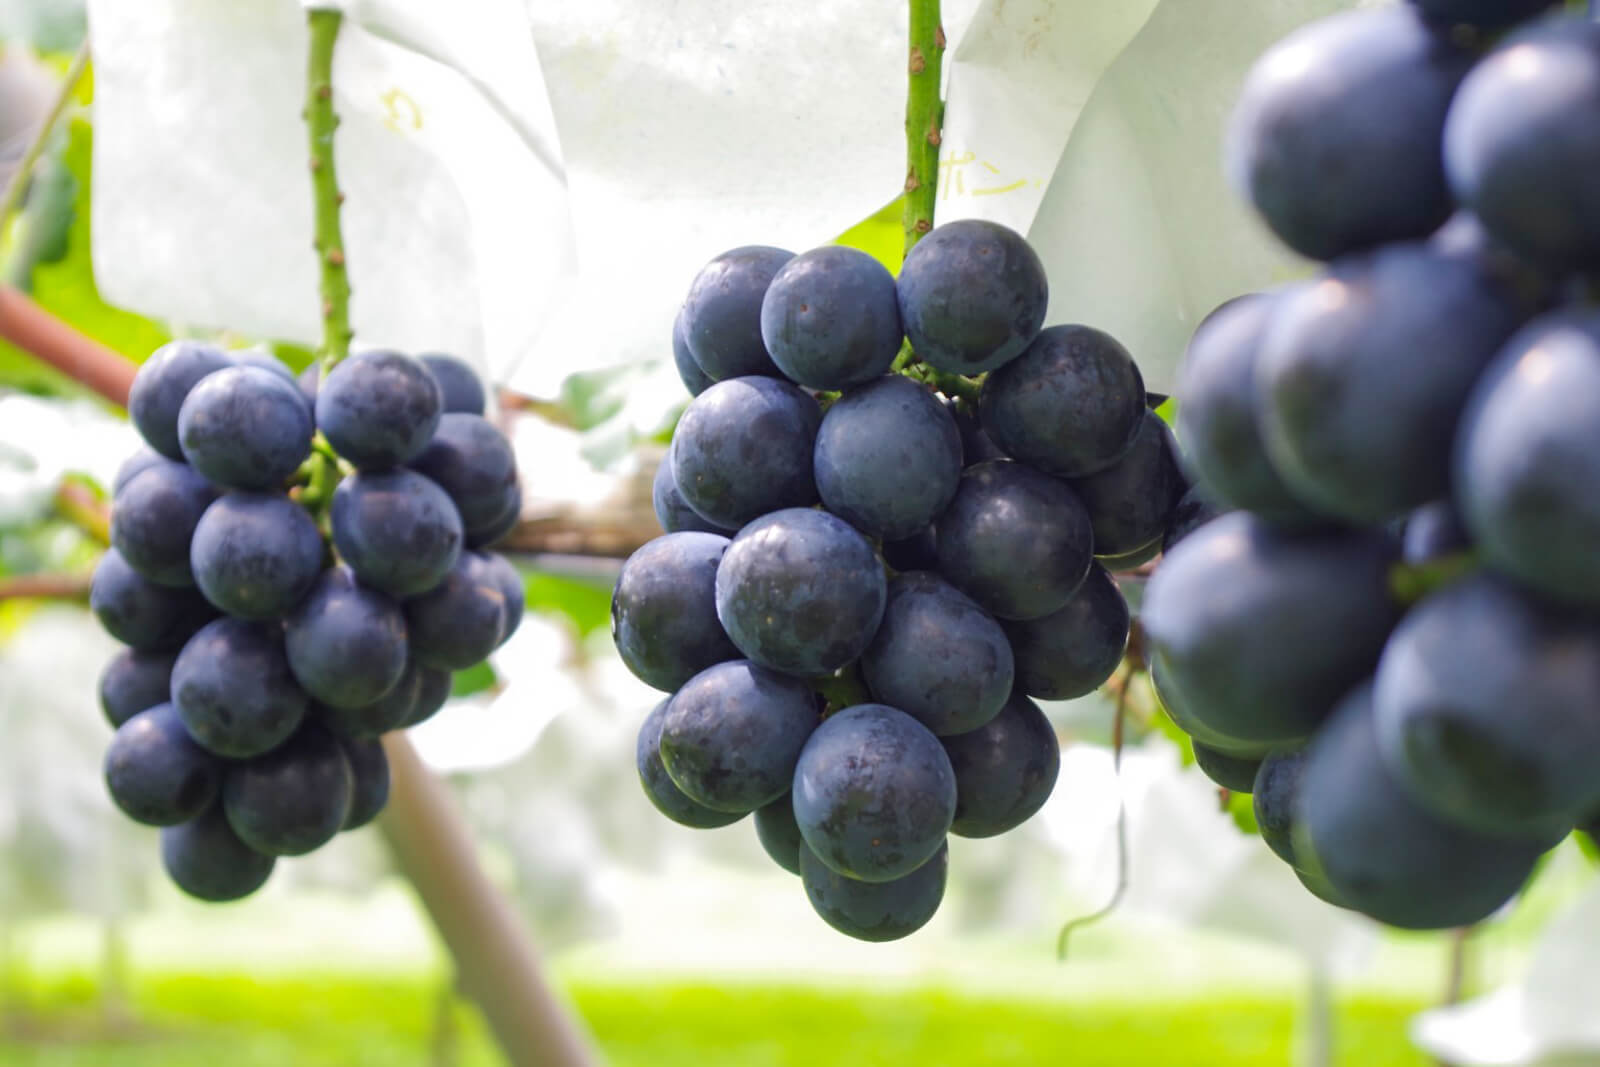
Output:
left=1152, top=0, right=1600, bottom=930
left=94, top=344, right=524, bottom=902
left=615, top=219, right=1199, bottom=942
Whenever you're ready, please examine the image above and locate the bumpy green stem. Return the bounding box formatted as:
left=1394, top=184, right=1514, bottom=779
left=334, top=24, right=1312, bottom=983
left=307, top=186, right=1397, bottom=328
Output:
left=305, top=9, right=353, bottom=374
left=303, top=9, right=354, bottom=514
left=902, top=0, right=945, bottom=257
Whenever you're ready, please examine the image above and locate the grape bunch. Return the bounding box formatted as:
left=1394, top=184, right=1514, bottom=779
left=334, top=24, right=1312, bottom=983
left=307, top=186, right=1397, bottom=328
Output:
left=617, top=220, right=1192, bottom=942
left=1151, top=0, right=1600, bottom=929
left=93, top=342, right=523, bottom=903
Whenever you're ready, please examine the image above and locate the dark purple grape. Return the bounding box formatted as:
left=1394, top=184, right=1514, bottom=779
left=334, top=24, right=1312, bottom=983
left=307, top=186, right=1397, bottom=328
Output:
left=760, top=246, right=902, bottom=390
left=1002, top=564, right=1129, bottom=702
left=129, top=341, right=233, bottom=459
left=793, top=704, right=955, bottom=883
left=714, top=508, right=886, bottom=678
left=635, top=698, right=745, bottom=829
left=613, top=532, right=739, bottom=692
left=860, top=572, right=1013, bottom=737
left=682, top=245, right=794, bottom=381
left=659, top=661, right=819, bottom=814
left=897, top=220, right=1047, bottom=375
left=161, top=804, right=275, bottom=903
left=934, top=460, right=1093, bottom=621
left=980, top=325, right=1145, bottom=478
left=316, top=350, right=442, bottom=470
left=942, top=692, right=1060, bottom=838
left=104, top=703, right=221, bottom=826
left=178, top=366, right=314, bottom=491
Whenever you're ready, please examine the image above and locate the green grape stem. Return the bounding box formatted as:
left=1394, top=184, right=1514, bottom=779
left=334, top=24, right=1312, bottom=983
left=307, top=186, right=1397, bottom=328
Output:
left=303, top=8, right=354, bottom=517
left=903, top=0, right=945, bottom=257
left=305, top=8, right=354, bottom=375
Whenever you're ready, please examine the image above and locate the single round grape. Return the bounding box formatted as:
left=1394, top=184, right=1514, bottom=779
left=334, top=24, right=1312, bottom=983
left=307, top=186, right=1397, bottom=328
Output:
left=1297, top=683, right=1544, bottom=930
left=1175, top=292, right=1315, bottom=524
left=104, top=703, right=221, bottom=827
left=111, top=459, right=217, bottom=586
left=331, top=469, right=464, bottom=597
left=1225, top=6, right=1472, bottom=259
left=172, top=617, right=310, bottom=759
left=90, top=550, right=214, bottom=651
left=408, top=413, right=518, bottom=531
left=400, top=666, right=454, bottom=729
left=860, top=572, right=1013, bottom=736
left=1003, top=564, right=1129, bottom=702
left=285, top=567, right=409, bottom=708
left=315, top=350, right=443, bottom=469
left=801, top=841, right=947, bottom=943
left=659, top=661, right=819, bottom=814
left=1069, top=412, right=1186, bottom=558
left=1142, top=512, right=1399, bottom=746
left=681, top=245, right=794, bottom=381
left=177, top=366, right=315, bottom=491
left=652, top=457, right=733, bottom=535
left=755, top=795, right=804, bottom=875
left=714, top=508, right=886, bottom=677
left=793, top=704, right=955, bottom=883
left=223, top=723, right=354, bottom=857
left=338, top=735, right=391, bottom=831
left=635, top=698, right=745, bottom=829
left=1257, top=243, right=1533, bottom=524
left=760, top=245, right=902, bottom=390
left=1455, top=311, right=1600, bottom=608
left=942, top=692, right=1060, bottom=838
left=190, top=493, right=324, bottom=620
left=671, top=308, right=714, bottom=397
left=1192, top=743, right=1263, bottom=794
left=161, top=804, right=275, bottom=903
left=112, top=447, right=165, bottom=496
left=669, top=376, right=821, bottom=529
left=1445, top=19, right=1600, bottom=271
left=897, top=219, right=1047, bottom=375
left=100, top=647, right=179, bottom=728
left=420, top=353, right=487, bottom=415
left=1374, top=575, right=1600, bottom=841
left=318, top=657, right=422, bottom=739
left=404, top=552, right=508, bottom=671
left=814, top=375, right=962, bottom=540
left=934, top=460, right=1094, bottom=621
left=129, top=340, right=233, bottom=459
left=980, top=325, right=1145, bottom=478
left=612, top=532, right=739, bottom=691
left=1253, top=749, right=1306, bottom=865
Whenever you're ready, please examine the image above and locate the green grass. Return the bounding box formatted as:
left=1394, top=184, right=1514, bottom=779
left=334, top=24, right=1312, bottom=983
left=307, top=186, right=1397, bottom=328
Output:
left=0, top=973, right=1432, bottom=1067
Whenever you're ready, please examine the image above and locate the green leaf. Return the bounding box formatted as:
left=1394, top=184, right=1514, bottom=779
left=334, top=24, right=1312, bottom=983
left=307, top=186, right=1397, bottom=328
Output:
left=450, top=660, right=498, bottom=698
left=523, top=566, right=613, bottom=639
